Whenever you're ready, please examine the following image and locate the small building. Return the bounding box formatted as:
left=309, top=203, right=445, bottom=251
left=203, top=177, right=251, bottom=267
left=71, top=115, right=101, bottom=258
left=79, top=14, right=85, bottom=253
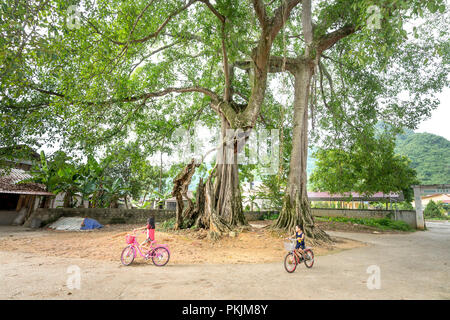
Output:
left=0, top=168, right=54, bottom=225
left=165, top=191, right=194, bottom=210
left=308, top=191, right=404, bottom=209
left=412, top=193, right=450, bottom=208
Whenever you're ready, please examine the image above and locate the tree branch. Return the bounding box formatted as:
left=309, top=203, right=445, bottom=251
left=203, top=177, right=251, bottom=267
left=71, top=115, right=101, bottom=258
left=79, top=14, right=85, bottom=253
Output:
left=104, top=86, right=221, bottom=105
left=269, top=0, right=301, bottom=40
left=301, top=0, right=313, bottom=46
left=26, top=85, right=220, bottom=106
left=316, top=24, right=356, bottom=53
left=252, top=0, right=267, bottom=26
left=236, top=56, right=304, bottom=74
left=87, top=0, right=198, bottom=46
left=200, top=0, right=231, bottom=102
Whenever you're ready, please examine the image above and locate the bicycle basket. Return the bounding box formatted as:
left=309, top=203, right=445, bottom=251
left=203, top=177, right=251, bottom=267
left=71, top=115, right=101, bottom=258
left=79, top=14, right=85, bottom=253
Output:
left=126, top=235, right=136, bottom=244
left=284, top=240, right=296, bottom=251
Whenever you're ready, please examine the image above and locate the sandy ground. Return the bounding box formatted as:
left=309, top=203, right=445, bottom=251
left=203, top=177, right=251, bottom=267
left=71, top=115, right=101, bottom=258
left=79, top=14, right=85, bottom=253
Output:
left=0, top=220, right=448, bottom=299
left=0, top=221, right=363, bottom=264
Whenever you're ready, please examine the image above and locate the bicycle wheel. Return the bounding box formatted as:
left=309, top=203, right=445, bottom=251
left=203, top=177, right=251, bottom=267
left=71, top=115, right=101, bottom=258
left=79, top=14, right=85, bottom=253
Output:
left=304, top=249, right=314, bottom=268
left=284, top=252, right=297, bottom=273
left=121, top=245, right=136, bottom=266
left=152, top=247, right=170, bottom=267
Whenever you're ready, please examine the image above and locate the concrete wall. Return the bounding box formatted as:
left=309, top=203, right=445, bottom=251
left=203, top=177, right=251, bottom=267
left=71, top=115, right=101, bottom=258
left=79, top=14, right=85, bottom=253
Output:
left=0, top=211, right=20, bottom=225
left=392, top=210, right=417, bottom=229
left=23, top=207, right=417, bottom=229
left=24, top=208, right=271, bottom=227
left=25, top=208, right=177, bottom=227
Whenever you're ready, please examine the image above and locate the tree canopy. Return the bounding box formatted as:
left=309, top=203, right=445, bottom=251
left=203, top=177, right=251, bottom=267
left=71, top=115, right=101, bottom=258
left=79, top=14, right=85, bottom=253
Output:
left=310, top=129, right=419, bottom=202
left=1, top=0, right=449, bottom=236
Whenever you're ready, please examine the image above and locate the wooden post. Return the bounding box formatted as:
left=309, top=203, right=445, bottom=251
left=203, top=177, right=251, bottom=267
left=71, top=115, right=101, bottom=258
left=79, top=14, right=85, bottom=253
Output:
left=16, top=195, right=24, bottom=211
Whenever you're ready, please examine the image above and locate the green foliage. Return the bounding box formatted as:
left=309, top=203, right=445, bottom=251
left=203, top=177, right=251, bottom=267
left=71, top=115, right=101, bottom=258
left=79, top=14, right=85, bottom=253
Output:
left=256, top=175, right=285, bottom=210
left=396, top=130, right=450, bottom=185
left=22, top=147, right=176, bottom=208
left=1, top=0, right=448, bottom=217
left=160, top=217, right=176, bottom=231
left=261, top=212, right=279, bottom=220
left=149, top=190, right=172, bottom=209
left=424, top=200, right=445, bottom=219
left=315, top=216, right=413, bottom=231
left=395, top=201, right=414, bottom=210
left=311, top=201, right=338, bottom=209
left=310, top=129, right=419, bottom=201
left=243, top=194, right=261, bottom=211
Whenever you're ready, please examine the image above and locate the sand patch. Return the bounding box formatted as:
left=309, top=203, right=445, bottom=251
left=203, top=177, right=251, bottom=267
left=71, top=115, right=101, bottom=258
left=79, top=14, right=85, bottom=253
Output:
left=0, top=222, right=364, bottom=265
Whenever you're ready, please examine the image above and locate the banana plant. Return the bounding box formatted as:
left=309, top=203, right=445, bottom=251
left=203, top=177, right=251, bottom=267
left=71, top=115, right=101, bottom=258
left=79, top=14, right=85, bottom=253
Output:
left=149, top=190, right=172, bottom=209
left=101, top=177, right=132, bottom=208
left=244, top=194, right=261, bottom=212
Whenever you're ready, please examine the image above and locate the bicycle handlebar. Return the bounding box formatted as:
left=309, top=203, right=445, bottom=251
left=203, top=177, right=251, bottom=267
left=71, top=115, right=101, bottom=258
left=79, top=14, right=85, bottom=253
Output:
left=131, top=229, right=147, bottom=234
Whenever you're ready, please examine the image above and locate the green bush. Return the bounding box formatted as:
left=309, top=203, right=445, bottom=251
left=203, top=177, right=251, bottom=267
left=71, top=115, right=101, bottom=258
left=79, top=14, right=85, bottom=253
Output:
left=160, top=217, right=176, bottom=230
left=262, top=212, right=279, bottom=220
left=316, top=216, right=412, bottom=231
left=396, top=201, right=414, bottom=210
left=424, top=200, right=444, bottom=219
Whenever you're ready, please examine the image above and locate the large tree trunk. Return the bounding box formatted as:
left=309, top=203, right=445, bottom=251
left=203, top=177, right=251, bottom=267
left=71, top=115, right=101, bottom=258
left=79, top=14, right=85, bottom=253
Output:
left=172, top=116, right=247, bottom=236
left=172, top=158, right=199, bottom=230
left=274, top=63, right=331, bottom=243
left=212, top=117, right=246, bottom=227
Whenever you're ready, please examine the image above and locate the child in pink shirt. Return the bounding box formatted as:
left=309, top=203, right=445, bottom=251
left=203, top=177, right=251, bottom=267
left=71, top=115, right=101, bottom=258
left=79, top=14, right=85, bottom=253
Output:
left=134, top=217, right=155, bottom=248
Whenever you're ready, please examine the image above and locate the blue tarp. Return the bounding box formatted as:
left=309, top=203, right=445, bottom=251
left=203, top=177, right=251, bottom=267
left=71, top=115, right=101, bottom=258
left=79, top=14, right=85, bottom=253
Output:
left=80, top=218, right=103, bottom=230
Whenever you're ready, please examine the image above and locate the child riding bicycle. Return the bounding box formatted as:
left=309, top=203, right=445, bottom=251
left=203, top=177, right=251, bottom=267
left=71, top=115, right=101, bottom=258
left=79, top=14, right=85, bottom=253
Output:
left=292, top=224, right=306, bottom=256
left=133, top=217, right=155, bottom=249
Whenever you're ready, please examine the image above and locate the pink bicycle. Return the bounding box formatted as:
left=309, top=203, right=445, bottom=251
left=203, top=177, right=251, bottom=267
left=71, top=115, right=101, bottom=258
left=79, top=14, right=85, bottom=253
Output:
left=120, top=231, right=170, bottom=267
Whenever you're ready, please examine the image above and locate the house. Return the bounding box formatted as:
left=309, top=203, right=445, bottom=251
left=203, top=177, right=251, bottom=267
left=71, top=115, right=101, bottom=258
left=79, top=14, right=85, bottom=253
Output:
left=164, top=191, right=194, bottom=210
left=412, top=193, right=450, bottom=208
left=0, top=168, right=54, bottom=225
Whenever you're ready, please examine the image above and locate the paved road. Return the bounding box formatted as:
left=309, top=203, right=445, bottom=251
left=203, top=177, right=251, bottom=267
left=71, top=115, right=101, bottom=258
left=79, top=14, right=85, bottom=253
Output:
left=0, top=221, right=449, bottom=299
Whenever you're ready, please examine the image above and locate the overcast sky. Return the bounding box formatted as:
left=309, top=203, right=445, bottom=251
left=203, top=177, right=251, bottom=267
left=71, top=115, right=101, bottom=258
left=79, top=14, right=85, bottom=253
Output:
left=416, top=87, right=450, bottom=140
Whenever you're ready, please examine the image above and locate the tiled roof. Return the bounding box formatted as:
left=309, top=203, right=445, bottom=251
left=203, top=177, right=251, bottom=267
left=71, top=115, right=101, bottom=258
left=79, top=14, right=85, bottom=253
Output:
left=0, top=168, right=54, bottom=196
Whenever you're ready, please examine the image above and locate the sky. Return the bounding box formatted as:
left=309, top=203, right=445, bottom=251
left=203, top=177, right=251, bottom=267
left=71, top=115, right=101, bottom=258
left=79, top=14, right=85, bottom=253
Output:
left=416, top=87, right=450, bottom=140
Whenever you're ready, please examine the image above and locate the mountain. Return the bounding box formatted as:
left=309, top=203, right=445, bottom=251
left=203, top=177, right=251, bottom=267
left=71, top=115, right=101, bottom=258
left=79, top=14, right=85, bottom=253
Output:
left=395, top=130, right=450, bottom=185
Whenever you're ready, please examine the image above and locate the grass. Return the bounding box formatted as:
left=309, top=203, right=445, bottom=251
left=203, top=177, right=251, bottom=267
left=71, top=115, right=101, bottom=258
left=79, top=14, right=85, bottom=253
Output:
left=315, top=216, right=414, bottom=232
left=160, top=217, right=176, bottom=231
left=425, top=216, right=450, bottom=221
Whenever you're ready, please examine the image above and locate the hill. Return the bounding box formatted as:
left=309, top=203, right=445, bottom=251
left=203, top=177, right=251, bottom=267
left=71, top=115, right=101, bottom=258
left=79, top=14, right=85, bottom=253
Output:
left=395, top=130, right=450, bottom=185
